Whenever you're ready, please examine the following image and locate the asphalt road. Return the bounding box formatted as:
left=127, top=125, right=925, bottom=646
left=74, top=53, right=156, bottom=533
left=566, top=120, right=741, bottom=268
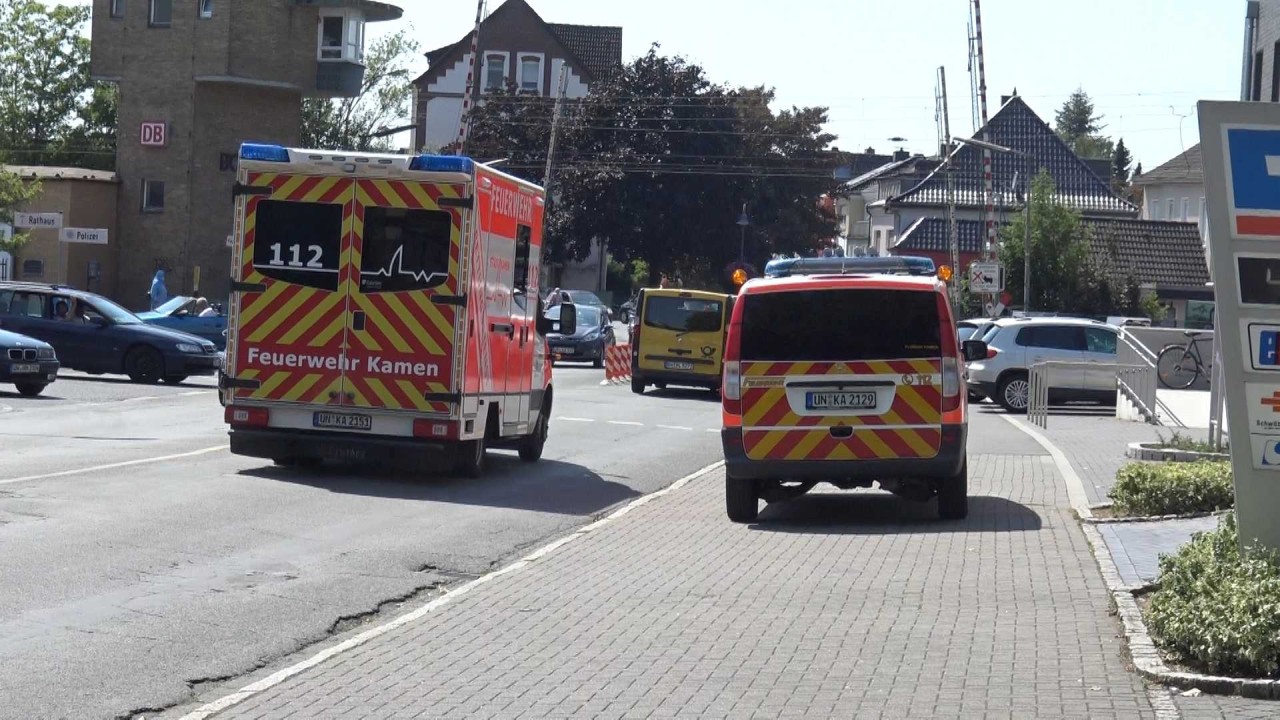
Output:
left=0, top=335, right=725, bottom=720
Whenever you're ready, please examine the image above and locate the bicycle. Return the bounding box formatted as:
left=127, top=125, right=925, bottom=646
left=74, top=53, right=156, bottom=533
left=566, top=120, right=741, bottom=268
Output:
left=1156, top=331, right=1212, bottom=389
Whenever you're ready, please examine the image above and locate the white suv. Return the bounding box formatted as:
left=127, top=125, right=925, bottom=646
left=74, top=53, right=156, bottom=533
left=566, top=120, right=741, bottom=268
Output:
left=966, top=317, right=1120, bottom=412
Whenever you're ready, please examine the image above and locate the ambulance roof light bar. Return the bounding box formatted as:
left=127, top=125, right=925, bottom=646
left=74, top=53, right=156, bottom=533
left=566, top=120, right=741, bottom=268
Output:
left=764, top=255, right=937, bottom=278
left=239, top=143, right=291, bottom=163
left=238, top=143, right=477, bottom=175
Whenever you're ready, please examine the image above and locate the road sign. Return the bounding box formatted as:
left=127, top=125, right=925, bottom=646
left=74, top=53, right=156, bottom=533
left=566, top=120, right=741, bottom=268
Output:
left=969, top=261, right=1003, bottom=293
left=59, top=227, right=108, bottom=245
left=1241, top=319, right=1280, bottom=371
left=14, top=212, right=62, bottom=229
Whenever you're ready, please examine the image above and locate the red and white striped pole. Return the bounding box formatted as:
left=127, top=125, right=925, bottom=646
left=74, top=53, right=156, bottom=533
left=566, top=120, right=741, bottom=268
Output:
left=454, top=0, right=485, bottom=156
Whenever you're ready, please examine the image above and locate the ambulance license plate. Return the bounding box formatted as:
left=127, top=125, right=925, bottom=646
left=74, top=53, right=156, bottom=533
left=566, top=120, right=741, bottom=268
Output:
left=9, top=363, right=39, bottom=374
left=313, top=411, right=373, bottom=431
left=664, top=360, right=694, bottom=371
left=806, top=391, right=876, bottom=410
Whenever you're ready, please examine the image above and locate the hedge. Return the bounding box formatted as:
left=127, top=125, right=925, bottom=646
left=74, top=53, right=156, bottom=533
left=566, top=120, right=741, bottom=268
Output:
left=1108, top=460, right=1234, bottom=517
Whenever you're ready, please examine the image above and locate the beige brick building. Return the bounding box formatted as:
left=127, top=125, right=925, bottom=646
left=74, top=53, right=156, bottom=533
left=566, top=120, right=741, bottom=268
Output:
left=90, top=0, right=401, bottom=309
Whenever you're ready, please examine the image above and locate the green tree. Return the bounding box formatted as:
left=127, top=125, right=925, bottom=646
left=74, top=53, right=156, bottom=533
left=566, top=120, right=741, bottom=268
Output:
left=467, top=47, right=841, bottom=282
left=999, top=170, right=1145, bottom=316
left=301, top=29, right=420, bottom=152
left=1111, top=137, right=1134, bottom=194
left=1055, top=88, right=1113, bottom=159
left=0, top=0, right=115, bottom=170
left=0, top=165, right=41, bottom=255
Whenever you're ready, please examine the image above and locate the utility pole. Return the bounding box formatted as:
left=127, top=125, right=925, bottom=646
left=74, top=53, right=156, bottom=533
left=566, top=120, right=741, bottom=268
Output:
left=454, top=0, right=486, bottom=156
left=541, top=66, right=569, bottom=291
left=938, top=66, right=960, bottom=310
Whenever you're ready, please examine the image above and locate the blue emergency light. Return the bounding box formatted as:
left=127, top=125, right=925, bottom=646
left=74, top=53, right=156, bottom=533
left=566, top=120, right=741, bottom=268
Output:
left=239, top=143, right=291, bottom=162
left=408, top=155, right=475, bottom=174
left=764, top=255, right=937, bottom=278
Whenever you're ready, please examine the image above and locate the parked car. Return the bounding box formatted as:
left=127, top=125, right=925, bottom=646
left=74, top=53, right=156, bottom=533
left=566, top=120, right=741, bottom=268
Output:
left=0, top=282, right=221, bottom=385
left=136, top=295, right=228, bottom=349
left=546, top=304, right=616, bottom=368
left=0, top=328, right=59, bottom=396
left=965, top=317, right=1120, bottom=412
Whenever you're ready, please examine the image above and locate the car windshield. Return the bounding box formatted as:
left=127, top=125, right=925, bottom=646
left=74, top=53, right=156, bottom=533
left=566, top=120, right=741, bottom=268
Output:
left=154, top=296, right=193, bottom=315
left=546, top=305, right=600, bottom=327
left=740, top=288, right=940, bottom=361
left=643, top=296, right=723, bottom=333
left=566, top=291, right=603, bottom=306
left=85, top=296, right=143, bottom=325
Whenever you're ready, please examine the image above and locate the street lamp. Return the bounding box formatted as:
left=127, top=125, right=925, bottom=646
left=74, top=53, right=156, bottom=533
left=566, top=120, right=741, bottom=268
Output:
left=956, top=135, right=1035, bottom=313
left=736, top=204, right=751, bottom=263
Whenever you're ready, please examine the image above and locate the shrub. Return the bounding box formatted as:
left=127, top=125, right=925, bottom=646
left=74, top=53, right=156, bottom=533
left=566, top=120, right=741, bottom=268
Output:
left=1155, top=431, right=1226, bottom=455
left=1148, top=514, right=1280, bottom=678
left=1108, top=460, right=1234, bottom=517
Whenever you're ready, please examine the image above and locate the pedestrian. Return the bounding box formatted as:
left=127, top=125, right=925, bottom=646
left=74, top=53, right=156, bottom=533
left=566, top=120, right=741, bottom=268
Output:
left=149, top=270, right=169, bottom=311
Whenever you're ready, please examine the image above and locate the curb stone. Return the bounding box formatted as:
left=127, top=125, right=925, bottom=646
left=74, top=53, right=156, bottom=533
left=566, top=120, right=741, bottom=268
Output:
left=1125, top=442, right=1230, bottom=463
left=1083, top=509, right=1233, bottom=525
left=1011, top=416, right=1280, bottom=703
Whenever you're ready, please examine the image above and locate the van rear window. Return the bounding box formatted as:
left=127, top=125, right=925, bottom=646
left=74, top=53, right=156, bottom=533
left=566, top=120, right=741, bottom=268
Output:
left=739, top=289, right=941, bottom=361
left=644, top=296, right=724, bottom=333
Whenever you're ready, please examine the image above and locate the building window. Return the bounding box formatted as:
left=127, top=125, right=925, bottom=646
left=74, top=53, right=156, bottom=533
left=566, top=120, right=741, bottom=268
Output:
left=518, top=55, right=542, bottom=93
left=1199, top=197, right=1206, bottom=220
left=149, top=0, right=172, bottom=27
left=110, top=0, right=125, bottom=19
left=1181, top=198, right=1190, bottom=221
left=1150, top=200, right=1161, bottom=220
left=484, top=53, right=508, bottom=92
left=22, top=260, right=44, bottom=279
left=317, top=10, right=364, bottom=62
left=199, top=0, right=212, bottom=19
left=1272, top=41, right=1280, bottom=101
left=142, top=179, right=165, bottom=213
left=1166, top=198, right=1175, bottom=220
left=1253, top=50, right=1264, bottom=101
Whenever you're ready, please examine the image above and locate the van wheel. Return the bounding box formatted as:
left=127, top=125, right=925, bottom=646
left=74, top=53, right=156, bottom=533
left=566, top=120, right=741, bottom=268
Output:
left=126, top=346, right=165, bottom=384
left=455, top=435, right=487, bottom=478
left=997, top=373, right=1030, bottom=414
left=937, top=460, right=968, bottom=520
left=726, top=473, right=759, bottom=523
left=631, top=376, right=645, bottom=394
left=518, top=410, right=548, bottom=462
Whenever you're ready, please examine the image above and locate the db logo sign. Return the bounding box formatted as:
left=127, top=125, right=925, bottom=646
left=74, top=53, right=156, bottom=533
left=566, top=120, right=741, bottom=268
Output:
left=140, top=122, right=168, bottom=147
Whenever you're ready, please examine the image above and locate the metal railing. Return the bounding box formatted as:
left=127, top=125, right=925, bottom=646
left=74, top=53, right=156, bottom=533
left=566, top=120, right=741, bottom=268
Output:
left=1116, top=329, right=1160, bottom=424
left=1028, top=361, right=1155, bottom=429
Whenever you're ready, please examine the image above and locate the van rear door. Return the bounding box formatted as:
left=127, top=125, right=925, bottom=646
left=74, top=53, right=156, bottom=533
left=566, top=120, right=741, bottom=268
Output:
left=737, top=287, right=944, bottom=462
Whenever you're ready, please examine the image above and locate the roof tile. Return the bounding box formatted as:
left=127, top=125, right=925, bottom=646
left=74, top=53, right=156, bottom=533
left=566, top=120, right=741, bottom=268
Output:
left=1132, top=143, right=1202, bottom=185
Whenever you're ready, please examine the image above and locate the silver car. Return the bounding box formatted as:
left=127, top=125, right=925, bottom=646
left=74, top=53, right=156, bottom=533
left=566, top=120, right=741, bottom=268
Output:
left=965, top=317, right=1120, bottom=412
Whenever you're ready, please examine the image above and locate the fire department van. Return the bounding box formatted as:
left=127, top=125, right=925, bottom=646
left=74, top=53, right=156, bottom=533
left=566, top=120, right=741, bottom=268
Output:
left=719, top=256, right=988, bottom=522
left=220, top=143, right=575, bottom=476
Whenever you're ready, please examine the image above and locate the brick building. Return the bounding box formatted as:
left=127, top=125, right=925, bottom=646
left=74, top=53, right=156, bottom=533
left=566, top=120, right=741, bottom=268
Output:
left=90, top=0, right=401, bottom=308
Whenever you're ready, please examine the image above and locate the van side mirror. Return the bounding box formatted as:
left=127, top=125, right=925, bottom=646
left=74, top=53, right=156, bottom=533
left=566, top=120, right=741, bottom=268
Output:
left=960, top=339, right=988, bottom=362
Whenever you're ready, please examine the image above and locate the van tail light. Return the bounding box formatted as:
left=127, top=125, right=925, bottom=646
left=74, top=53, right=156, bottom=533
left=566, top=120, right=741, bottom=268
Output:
left=225, top=405, right=269, bottom=427
left=723, top=360, right=742, bottom=413
left=942, top=357, right=962, bottom=412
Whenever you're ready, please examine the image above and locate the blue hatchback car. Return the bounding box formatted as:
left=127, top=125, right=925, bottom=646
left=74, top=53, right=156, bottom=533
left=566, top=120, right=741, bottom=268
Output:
left=0, top=282, right=221, bottom=385
left=136, top=296, right=228, bottom=349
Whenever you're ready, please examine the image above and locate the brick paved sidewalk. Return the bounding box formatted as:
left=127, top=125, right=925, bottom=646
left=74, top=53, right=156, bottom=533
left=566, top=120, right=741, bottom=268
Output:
left=196, top=415, right=1157, bottom=719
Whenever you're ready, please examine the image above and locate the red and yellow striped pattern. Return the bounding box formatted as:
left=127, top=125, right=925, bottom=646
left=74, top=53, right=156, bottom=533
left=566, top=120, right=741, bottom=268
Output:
left=741, top=359, right=942, bottom=461
left=345, top=179, right=467, bottom=414
left=234, top=173, right=353, bottom=405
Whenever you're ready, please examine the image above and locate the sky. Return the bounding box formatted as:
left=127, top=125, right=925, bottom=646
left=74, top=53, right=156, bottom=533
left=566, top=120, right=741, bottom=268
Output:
left=54, top=0, right=1243, bottom=170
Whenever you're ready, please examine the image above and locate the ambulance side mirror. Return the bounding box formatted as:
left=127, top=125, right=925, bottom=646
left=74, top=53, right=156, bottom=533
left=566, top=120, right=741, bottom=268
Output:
left=538, top=303, right=576, bottom=336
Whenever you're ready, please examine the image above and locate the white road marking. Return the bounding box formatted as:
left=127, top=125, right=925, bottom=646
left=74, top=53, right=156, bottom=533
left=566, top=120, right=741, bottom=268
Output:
left=180, top=390, right=210, bottom=396
left=705, top=428, right=720, bottom=433
left=658, top=424, right=693, bottom=431
left=178, top=459, right=727, bottom=720
left=0, top=446, right=228, bottom=486
left=556, top=416, right=595, bottom=423
left=607, top=420, right=643, bottom=427
left=123, top=396, right=161, bottom=403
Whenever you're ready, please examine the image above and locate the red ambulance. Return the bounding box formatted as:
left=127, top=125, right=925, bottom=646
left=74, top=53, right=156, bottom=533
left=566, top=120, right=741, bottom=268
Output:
left=220, top=144, right=575, bottom=476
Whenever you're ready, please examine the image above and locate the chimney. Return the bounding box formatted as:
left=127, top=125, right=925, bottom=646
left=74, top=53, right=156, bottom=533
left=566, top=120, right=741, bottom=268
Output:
left=864, top=146, right=876, bottom=155
left=893, top=149, right=910, bottom=162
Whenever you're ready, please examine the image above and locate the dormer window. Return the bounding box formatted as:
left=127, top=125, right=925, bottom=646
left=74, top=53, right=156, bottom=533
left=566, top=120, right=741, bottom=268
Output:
left=484, top=53, right=509, bottom=92
left=518, top=54, right=543, bottom=93
left=318, top=9, right=364, bottom=62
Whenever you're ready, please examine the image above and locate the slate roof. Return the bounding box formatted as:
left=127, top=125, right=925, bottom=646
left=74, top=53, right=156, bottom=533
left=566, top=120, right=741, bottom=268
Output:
left=1132, top=143, right=1202, bottom=186
left=844, top=155, right=941, bottom=193
left=421, top=1, right=621, bottom=84
left=4, top=165, right=117, bottom=183
left=547, top=23, right=623, bottom=81
left=892, top=216, right=1207, bottom=290
left=889, top=95, right=1137, bottom=217
left=1081, top=218, right=1209, bottom=290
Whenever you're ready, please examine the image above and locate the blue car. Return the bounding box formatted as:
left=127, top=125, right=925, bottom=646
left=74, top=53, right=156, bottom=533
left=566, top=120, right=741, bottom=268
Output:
left=0, top=282, right=221, bottom=385
left=137, top=295, right=228, bottom=349
left=0, top=328, right=59, bottom=396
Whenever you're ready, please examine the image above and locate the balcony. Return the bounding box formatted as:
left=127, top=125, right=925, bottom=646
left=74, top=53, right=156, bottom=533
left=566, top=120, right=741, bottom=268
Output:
left=316, top=60, right=365, bottom=97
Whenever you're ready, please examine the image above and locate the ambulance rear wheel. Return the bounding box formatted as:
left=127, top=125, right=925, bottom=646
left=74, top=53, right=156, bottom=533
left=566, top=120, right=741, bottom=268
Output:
left=518, top=411, right=548, bottom=462
left=726, top=473, right=759, bottom=523
left=455, top=436, right=487, bottom=478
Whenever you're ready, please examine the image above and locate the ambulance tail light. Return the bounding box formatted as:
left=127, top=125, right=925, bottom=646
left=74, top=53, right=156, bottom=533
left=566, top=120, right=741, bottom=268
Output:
left=409, top=155, right=475, bottom=174
left=225, top=405, right=269, bottom=427
left=942, top=357, right=962, bottom=412
left=239, top=143, right=291, bottom=163
left=414, top=419, right=457, bottom=440
left=722, top=315, right=743, bottom=414
left=937, top=292, right=962, bottom=413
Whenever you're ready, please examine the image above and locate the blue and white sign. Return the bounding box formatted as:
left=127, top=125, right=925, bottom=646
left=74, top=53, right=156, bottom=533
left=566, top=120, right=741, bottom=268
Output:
left=1224, top=125, right=1280, bottom=239
left=1252, top=434, right=1280, bottom=471
left=1242, top=319, right=1280, bottom=371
